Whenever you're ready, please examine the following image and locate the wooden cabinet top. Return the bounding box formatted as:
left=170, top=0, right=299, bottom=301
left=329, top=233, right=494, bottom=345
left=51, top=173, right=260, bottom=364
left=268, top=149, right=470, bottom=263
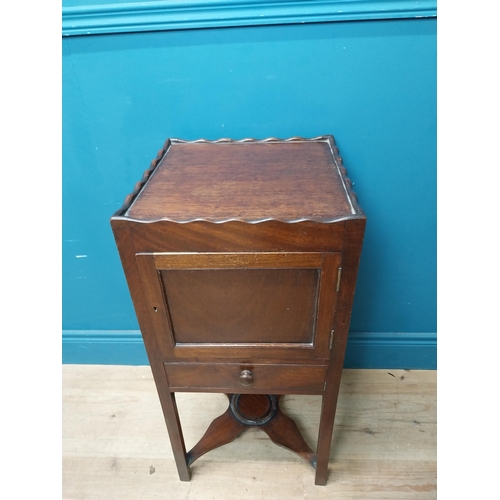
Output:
left=116, top=136, right=363, bottom=224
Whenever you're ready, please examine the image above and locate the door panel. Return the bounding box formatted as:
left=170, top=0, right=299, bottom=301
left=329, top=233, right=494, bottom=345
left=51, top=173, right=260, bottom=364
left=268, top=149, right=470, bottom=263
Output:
left=136, top=252, right=341, bottom=362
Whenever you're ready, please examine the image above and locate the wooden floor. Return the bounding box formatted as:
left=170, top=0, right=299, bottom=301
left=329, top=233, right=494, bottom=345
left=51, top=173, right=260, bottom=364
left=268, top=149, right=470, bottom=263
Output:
left=62, top=366, right=436, bottom=500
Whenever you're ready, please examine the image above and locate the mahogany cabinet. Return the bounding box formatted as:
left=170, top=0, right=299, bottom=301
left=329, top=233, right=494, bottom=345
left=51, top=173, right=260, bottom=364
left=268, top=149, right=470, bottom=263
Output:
left=111, top=135, right=366, bottom=485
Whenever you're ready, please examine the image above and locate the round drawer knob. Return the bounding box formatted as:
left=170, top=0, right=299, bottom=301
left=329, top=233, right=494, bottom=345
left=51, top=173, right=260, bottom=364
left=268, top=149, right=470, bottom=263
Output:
left=239, top=369, right=254, bottom=386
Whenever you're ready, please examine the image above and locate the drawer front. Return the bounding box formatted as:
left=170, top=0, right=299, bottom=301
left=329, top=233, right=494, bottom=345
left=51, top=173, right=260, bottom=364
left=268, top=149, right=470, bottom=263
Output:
left=164, top=362, right=328, bottom=394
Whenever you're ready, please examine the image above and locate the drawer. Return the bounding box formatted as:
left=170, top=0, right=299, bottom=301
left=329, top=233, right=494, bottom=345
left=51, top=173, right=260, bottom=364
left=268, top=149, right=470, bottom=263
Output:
left=164, top=362, right=328, bottom=394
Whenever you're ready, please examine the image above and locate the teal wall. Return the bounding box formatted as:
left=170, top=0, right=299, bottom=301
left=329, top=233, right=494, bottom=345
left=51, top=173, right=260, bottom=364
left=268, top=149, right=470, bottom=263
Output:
left=62, top=4, right=437, bottom=368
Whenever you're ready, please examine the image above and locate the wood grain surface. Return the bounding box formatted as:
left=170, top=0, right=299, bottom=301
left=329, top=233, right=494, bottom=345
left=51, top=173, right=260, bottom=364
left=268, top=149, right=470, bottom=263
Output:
left=124, top=139, right=355, bottom=223
left=62, top=365, right=436, bottom=499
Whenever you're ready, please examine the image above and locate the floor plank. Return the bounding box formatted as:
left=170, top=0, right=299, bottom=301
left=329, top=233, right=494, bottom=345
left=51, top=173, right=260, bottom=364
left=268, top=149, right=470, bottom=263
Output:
left=62, top=366, right=436, bottom=499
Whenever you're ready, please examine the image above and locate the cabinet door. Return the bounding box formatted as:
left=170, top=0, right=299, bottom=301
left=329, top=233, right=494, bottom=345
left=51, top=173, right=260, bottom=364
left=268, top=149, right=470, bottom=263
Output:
left=136, top=252, right=341, bottom=362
